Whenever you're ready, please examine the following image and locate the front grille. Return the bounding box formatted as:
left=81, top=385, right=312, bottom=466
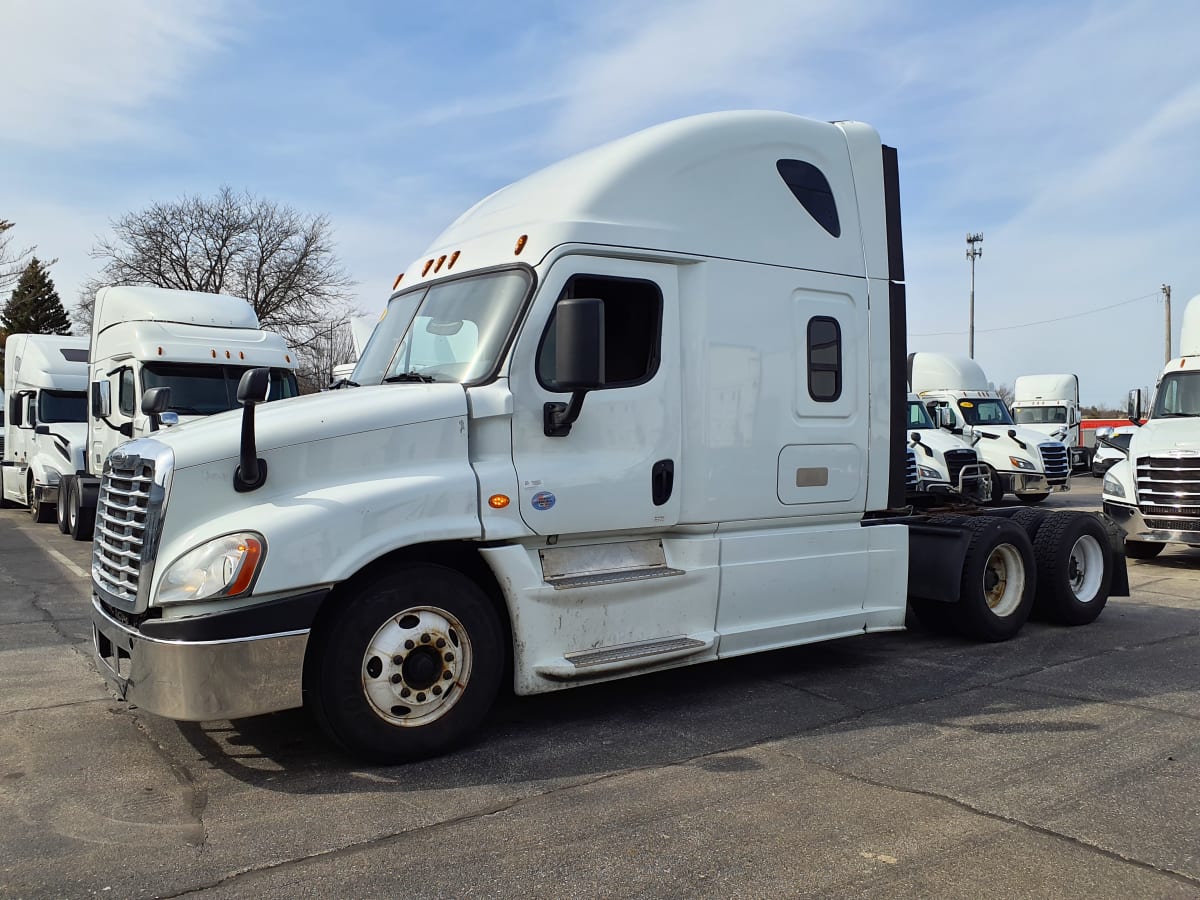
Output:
left=905, top=448, right=919, bottom=488
left=1136, top=455, right=1200, bottom=525
left=1144, top=518, right=1200, bottom=532
left=944, top=449, right=977, bottom=488
left=1038, top=442, right=1070, bottom=485
left=92, top=456, right=155, bottom=604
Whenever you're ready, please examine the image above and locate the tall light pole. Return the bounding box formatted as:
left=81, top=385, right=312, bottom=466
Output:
left=966, top=233, right=983, bottom=358
left=1162, top=283, right=1172, bottom=363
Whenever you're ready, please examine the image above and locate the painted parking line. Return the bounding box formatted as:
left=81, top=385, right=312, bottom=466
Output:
left=43, top=545, right=89, bottom=580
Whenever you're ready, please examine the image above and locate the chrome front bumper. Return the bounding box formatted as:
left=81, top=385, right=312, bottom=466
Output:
left=91, top=596, right=309, bottom=721
left=1103, top=501, right=1200, bottom=546
left=1008, top=472, right=1070, bottom=494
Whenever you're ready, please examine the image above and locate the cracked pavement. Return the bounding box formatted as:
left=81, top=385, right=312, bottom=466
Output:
left=1, top=480, right=1199, bottom=898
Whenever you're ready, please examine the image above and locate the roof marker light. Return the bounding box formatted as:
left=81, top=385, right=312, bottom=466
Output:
left=239, top=351, right=245, bottom=359
left=434, top=254, right=447, bottom=273
left=392, top=273, right=404, bottom=290
left=448, top=250, right=460, bottom=269
left=514, top=234, right=528, bottom=255
left=422, top=259, right=434, bottom=276
left=211, top=350, right=217, bottom=358
left=225, top=350, right=231, bottom=359
left=157, top=346, right=163, bottom=356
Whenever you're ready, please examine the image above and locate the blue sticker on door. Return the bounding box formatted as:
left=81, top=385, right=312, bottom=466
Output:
left=531, top=491, right=556, bottom=511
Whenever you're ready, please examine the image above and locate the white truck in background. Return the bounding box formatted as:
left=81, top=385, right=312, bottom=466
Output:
left=330, top=315, right=380, bottom=385
left=88, top=111, right=1126, bottom=764
left=1012, top=373, right=1089, bottom=472
left=1102, top=294, right=1200, bottom=559
left=58, top=286, right=299, bottom=540
left=909, top=353, right=1071, bottom=504
left=903, top=393, right=991, bottom=502
left=1, top=335, right=90, bottom=522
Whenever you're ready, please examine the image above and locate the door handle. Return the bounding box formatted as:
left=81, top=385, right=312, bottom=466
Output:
left=651, top=459, right=674, bottom=506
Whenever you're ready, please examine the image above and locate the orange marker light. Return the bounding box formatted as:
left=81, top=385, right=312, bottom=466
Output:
left=514, top=234, right=528, bottom=255
left=239, top=351, right=245, bottom=359
left=488, top=494, right=511, bottom=509
left=392, top=273, right=404, bottom=290
left=422, top=259, right=434, bottom=276
left=225, top=350, right=231, bottom=359
left=211, top=349, right=217, bottom=358
left=434, top=254, right=447, bottom=273
left=285, top=354, right=291, bottom=363
left=448, top=250, right=460, bottom=269
left=157, top=346, right=163, bottom=356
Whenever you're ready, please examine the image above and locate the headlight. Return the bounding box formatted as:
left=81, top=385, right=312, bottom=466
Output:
left=157, top=532, right=265, bottom=605
left=1102, top=472, right=1126, bottom=499
left=1008, top=456, right=1037, bottom=471
left=918, top=465, right=941, bottom=479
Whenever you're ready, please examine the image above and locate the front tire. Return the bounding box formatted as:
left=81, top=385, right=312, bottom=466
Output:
left=28, top=476, right=54, bottom=524
left=1031, top=513, right=1112, bottom=625
left=56, top=479, right=72, bottom=534
left=982, top=466, right=1007, bottom=506
left=1124, top=539, right=1165, bottom=560
left=305, top=564, right=505, bottom=764
left=950, top=517, right=1036, bottom=641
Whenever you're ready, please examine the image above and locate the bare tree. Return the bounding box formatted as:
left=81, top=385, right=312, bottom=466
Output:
left=994, top=383, right=1015, bottom=406
left=77, top=188, right=359, bottom=386
left=1, top=219, right=34, bottom=292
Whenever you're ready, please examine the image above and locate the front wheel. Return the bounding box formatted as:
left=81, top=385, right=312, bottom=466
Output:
left=1016, top=492, right=1050, bottom=505
left=982, top=467, right=1007, bottom=506
left=305, top=564, right=505, bottom=764
left=1124, top=539, right=1165, bottom=560
left=56, top=479, right=72, bottom=534
left=28, top=477, right=54, bottom=524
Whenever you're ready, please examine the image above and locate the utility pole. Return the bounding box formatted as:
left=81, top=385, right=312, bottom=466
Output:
left=1162, top=283, right=1172, bottom=363
left=966, top=233, right=983, bottom=358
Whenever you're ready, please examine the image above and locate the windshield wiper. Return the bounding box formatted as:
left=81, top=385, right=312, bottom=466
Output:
left=1157, top=412, right=1199, bottom=418
left=330, top=378, right=359, bottom=390
left=169, top=405, right=206, bottom=415
left=384, top=372, right=436, bottom=384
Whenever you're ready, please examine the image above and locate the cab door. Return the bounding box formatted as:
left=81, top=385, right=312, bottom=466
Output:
left=508, top=255, right=681, bottom=536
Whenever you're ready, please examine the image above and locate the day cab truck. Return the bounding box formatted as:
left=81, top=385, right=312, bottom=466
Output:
left=1102, top=294, right=1200, bottom=559
left=1012, top=373, right=1089, bottom=472
left=903, top=392, right=991, bottom=502
left=910, top=353, right=1071, bottom=505
left=89, top=111, right=1127, bottom=763
left=59, top=286, right=299, bottom=541
left=2, top=334, right=89, bottom=522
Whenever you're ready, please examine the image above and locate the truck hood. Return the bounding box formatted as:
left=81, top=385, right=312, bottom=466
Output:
left=152, top=383, right=469, bottom=470
left=970, top=424, right=1057, bottom=453
left=1017, top=422, right=1071, bottom=442
left=1129, top=418, right=1200, bottom=457
left=909, top=427, right=977, bottom=473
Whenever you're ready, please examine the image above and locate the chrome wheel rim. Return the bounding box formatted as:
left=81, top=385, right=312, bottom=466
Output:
left=983, top=543, right=1025, bottom=617
left=1068, top=534, right=1104, bottom=602
left=361, top=606, right=472, bottom=727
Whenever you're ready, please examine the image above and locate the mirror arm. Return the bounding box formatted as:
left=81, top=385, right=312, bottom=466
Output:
left=543, top=390, right=589, bottom=438
left=234, top=402, right=268, bottom=492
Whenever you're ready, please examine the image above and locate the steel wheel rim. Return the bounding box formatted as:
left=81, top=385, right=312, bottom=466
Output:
left=68, top=489, right=78, bottom=530
left=27, top=479, right=37, bottom=520
left=983, top=543, right=1025, bottom=617
left=361, top=606, right=472, bottom=727
left=1068, top=534, right=1104, bottom=602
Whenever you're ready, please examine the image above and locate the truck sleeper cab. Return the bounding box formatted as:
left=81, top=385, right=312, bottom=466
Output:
left=90, top=112, right=1125, bottom=764
left=1, top=334, right=89, bottom=523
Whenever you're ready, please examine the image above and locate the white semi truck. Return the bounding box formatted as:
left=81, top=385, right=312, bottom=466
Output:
left=1102, top=294, right=1200, bottom=559
left=89, top=112, right=1126, bottom=763
left=910, top=353, right=1071, bottom=504
left=1, top=334, right=89, bottom=521
left=59, top=286, right=299, bottom=540
left=1012, top=373, right=1089, bottom=472
left=903, top=393, right=991, bottom=501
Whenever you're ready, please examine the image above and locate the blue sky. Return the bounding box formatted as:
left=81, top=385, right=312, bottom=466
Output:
left=2, top=0, right=1198, bottom=406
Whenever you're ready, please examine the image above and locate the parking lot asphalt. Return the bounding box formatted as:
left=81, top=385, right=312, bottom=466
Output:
left=1, top=479, right=1199, bottom=898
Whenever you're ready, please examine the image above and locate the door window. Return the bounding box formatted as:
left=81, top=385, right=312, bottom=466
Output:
left=118, top=368, right=136, bottom=416
left=537, top=275, right=662, bottom=391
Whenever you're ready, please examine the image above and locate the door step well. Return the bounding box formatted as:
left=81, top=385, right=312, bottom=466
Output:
left=539, top=538, right=683, bottom=591
left=535, top=633, right=714, bottom=680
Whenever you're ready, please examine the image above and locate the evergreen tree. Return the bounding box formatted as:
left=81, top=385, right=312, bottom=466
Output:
left=2, top=257, right=72, bottom=336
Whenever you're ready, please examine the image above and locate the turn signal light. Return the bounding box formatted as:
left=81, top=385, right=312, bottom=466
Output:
left=514, top=234, right=528, bottom=255
left=488, top=494, right=510, bottom=509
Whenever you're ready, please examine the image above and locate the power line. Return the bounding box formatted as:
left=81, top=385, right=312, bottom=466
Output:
left=911, top=290, right=1160, bottom=337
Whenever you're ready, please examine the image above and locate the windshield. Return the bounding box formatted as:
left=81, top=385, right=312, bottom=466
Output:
left=142, top=364, right=299, bottom=415
left=958, top=398, right=1014, bottom=427
left=907, top=400, right=934, bottom=429
left=1013, top=405, right=1067, bottom=425
left=354, top=268, right=532, bottom=386
left=38, top=389, right=87, bottom=423
left=1151, top=372, right=1200, bottom=419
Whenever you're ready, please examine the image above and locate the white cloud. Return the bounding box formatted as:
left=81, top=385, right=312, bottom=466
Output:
left=0, top=0, right=237, bottom=147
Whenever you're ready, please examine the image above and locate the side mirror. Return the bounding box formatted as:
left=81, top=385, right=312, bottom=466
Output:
left=159, top=412, right=180, bottom=428
left=1127, top=388, right=1143, bottom=425
left=91, top=381, right=111, bottom=418
left=544, top=298, right=605, bottom=437
left=1095, top=426, right=1114, bottom=440
left=141, top=386, right=173, bottom=433
left=935, top=406, right=953, bottom=429
left=234, top=368, right=271, bottom=492
left=9, top=394, right=23, bottom=428
left=35, top=424, right=50, bottom=436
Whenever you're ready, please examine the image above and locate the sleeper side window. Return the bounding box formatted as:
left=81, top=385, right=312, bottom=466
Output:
left=538, top=275, right=663, bottom=391
left=118, top=368, right=136, bottom=417
left=807, top=316, right=842, bottom=402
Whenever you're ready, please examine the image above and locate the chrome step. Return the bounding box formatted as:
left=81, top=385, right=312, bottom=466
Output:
left=545, top=565, right=684, bottom=591
left=565, top=635, right=707, bottom=669
left=539, top=538, right=684, bottom=591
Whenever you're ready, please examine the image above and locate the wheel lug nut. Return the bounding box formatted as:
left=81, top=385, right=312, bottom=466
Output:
left=390, top=674, right=402, bottom=684
left=421, top=633, right=431, bottom=643
left=404, top=640, right=415, bottom=650
left=400, top=688, right=411, bottom=698
left=432, top=685, right=442, bottom=696
left=443, top=671, right=453, bottom=681
left=392, top=655, right=403, bottom=665
left=444, top=652, right=454, bottom=662
left=416, top=692, right=426, bottom=702
left=435, top=638, right=446, bottom=648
